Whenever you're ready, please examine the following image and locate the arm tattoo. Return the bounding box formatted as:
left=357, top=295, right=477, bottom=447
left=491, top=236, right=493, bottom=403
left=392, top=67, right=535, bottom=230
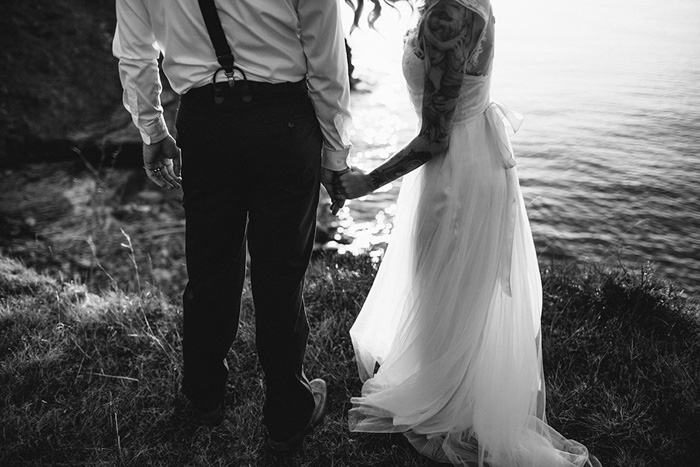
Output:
left=420, top=0, right=471, bottom=144
left=368, top=1, right=473, bottom=190
left=370, top=148, right=433, bottom=190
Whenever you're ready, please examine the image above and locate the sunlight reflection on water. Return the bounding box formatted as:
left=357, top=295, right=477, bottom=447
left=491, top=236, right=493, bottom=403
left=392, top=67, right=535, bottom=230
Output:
left=337, top=0, right=700, bottom=294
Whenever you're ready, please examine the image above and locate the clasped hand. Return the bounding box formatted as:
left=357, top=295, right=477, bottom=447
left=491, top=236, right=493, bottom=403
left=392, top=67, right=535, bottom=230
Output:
left=338, top=167, right=373, bottom=200
left=321, top=167, right=374, bottom=214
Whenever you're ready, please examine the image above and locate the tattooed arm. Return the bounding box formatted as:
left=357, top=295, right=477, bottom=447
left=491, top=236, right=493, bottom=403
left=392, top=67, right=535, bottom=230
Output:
left=339, top=0, right=473, bottom=199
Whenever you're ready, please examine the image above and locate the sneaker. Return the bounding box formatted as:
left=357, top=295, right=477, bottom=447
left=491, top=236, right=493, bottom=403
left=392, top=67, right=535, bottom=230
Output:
left=267, top=378, right=327, bottom=451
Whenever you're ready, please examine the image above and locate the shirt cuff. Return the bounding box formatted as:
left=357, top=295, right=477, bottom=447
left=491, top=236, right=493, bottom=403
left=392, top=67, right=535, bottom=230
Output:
left=139, top=116, right=170, bottom=145
left=321, top=145, right=350, bottom=170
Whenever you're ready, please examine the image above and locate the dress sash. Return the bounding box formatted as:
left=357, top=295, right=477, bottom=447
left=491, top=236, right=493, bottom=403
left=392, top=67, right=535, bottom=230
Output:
left=484, top=102, right=523, bottom=296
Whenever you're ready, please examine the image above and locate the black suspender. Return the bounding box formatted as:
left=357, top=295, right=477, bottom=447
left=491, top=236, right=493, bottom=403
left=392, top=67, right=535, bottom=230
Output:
left=197, top=0, right=232, bottom=66
left=197, top=0, right=252, bottom=103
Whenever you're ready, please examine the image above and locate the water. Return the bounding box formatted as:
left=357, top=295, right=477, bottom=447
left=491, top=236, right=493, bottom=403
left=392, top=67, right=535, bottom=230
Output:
left=335, top=0, right=700, bottom=295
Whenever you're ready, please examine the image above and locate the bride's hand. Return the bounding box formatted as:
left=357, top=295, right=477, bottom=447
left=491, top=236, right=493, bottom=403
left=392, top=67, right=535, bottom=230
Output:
left=339, top=167, right=374, bottom=199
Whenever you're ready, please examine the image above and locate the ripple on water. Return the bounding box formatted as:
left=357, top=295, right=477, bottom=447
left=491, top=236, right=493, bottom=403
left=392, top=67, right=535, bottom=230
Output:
left=341, top=0, right=700, bottom=294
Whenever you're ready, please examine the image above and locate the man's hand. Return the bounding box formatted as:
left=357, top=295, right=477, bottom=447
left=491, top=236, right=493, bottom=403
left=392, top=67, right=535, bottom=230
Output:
left=338, top=167, right=373, bottom=199
left=321, top=167, right=350, bottom=215
left=143, top=135, right=182, bottom=190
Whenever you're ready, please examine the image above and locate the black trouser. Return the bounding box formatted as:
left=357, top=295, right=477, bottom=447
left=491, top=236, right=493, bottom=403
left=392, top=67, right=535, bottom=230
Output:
left=176, top=80, right=320, bottom=439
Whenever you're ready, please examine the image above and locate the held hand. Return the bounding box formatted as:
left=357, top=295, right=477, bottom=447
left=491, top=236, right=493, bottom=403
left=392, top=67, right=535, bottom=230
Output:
left=321, top=167, right=349, bottom=215
left=338, top=167, right=373, bottom=199
left=143, top=135, right=182, bottom=190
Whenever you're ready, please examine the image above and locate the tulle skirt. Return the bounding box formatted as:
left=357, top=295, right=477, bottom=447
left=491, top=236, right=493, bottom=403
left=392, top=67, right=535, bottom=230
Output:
left=348, top=113, right=593, bottom=467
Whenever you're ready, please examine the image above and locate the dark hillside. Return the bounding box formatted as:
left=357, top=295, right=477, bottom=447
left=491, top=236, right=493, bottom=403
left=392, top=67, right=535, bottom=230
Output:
left=0, top=0, right=170, bottom=167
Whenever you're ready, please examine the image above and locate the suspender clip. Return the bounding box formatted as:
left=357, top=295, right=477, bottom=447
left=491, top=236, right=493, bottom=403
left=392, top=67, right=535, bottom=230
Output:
left=225, top=71, right=236, bottom=88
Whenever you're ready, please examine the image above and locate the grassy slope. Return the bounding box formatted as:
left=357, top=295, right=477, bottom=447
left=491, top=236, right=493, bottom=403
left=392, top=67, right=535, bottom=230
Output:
left=1, top=253, right=699, bottom=466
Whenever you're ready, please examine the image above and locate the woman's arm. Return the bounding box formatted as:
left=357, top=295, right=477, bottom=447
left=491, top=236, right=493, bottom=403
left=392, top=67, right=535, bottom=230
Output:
left=340, top=0, right=473, bottom=199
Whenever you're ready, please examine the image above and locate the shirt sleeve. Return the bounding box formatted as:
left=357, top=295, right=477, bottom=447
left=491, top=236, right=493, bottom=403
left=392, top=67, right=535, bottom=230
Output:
left=297, top=0, right=353, bottom=170
left=112, top=0, right=169, bottom=145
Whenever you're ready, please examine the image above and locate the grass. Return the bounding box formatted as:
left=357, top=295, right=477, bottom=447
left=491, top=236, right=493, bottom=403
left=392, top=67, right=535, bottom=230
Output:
left=538, top=262, right=700, bottom=466
left=1, top=162, right=699, bottom=466
left=0, top=252, right=432, bottom=466
left=1, top=250, right=699, bottom=466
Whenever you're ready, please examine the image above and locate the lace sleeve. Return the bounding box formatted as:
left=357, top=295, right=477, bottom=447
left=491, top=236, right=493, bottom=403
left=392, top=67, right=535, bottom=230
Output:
left=416, top=0, right=490, bottom=76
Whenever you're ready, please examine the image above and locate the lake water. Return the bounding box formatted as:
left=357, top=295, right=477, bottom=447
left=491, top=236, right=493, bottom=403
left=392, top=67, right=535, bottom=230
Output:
left=335, top=0, right=700, bottom=296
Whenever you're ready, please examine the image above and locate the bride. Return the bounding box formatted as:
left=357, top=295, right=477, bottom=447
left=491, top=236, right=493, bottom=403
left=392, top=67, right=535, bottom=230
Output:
left=339, top=1, right=600, bottom=466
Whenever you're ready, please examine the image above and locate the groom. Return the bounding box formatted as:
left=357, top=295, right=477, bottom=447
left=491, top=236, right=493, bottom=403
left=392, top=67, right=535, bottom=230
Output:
left=113, top=0, right=352, bottom=450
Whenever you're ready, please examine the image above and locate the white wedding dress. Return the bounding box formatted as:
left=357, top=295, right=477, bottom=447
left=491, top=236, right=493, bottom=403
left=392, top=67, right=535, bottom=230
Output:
left=348, top=1, right=595, bottom=466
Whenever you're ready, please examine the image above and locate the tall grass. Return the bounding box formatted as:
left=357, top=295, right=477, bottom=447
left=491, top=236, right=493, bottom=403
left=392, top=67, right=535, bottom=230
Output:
left=1, top=253, right=698, bottom=466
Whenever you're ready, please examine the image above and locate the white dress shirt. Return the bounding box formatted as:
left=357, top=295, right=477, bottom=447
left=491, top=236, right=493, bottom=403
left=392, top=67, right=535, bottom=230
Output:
left=113, top=0, right=352, bottom=169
